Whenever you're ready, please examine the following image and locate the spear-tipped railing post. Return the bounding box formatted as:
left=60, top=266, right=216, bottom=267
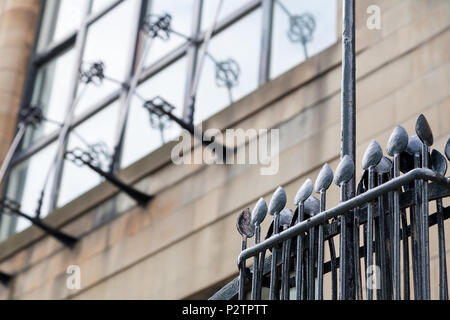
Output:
left=341, top=0, right=356, bottom=299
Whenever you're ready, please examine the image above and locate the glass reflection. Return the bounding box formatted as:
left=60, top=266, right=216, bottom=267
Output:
left=57, top=103, right=120, bottom=207
left=143, top=0, right=194, bottom=67
left=200, top=0, right=253, bottom=31
left=0, top=143, right=57, bottom=241
left=270, top=0, right=337, bottom=79
left=21, top=48, right=77, bottom=150
left=75, top=0, right=140, bottom=116
left=91, top=0, right=118, bottom=14
left=121, top=57, right=186, bottom=168
left=195, top=9, right=262, bottom=123
left=37, top=0, right=89, bottom=51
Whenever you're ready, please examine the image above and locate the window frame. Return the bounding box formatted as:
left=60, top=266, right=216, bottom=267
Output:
left=2, top=0, right=337, bottom=239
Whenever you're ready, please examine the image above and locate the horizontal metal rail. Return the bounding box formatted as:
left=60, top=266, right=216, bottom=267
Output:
left=238, top=168, right=449, bottom=265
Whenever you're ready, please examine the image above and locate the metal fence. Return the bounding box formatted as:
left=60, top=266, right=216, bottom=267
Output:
left=210, top=120, right=450, bottom=300
left=210, top=0, right=450, bottom=300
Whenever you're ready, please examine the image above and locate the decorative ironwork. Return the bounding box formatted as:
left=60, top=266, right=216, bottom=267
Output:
left=205, top=52, right=241, bottom=104
left=18, top=105, right=44, bottom=128
left=79, top=61, right=105, bottom=85
left=143, top=97, right=175, bottom=143
left=0, top=197, right=78, bottom=248
left=139, top=96, right=229, bottom=163
left=65, top=148, right=153, bottom=206
left=210, top=115, right=450, bottom=301
left=276, top=0, right=316, bottom=58
left=214, top=58, right=240, bottom=90
left=142, top=13, right=173, bottom=40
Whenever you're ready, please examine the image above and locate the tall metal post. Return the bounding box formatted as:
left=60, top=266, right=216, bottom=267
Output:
left=341, top=0, right=356, bottom=299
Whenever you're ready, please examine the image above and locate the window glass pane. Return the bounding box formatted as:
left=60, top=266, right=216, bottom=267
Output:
left=75, top=0, right=140, bottom=116
left=201, top=0, right=253, bottom=31
left=91, top=0, right=118, bottom=14
left=21, top=48, right=77, bottom=150
left=270, top=0, right=337, bottom=79
left=143, top=0, right=194, bottom=67
left=195, top=9, right=262, bottom=123
left=57, top=103, right=120, bottom=207
left=121, top=57, right=186, bottom=168
left=37, top=0, right=89, bottom=51
left=0, top=143, right=57, bottom=241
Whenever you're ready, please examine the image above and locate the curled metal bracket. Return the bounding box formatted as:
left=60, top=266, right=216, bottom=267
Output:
left=79, top=61, right=105, bottom=85
left=142, top=13, right=172, bottom=40
left=65, top=148, right=154, bottom=206
left=0, top=197, right=78, bottom=248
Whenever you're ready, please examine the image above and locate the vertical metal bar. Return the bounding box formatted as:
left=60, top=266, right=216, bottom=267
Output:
left=251, top=226, right=260, bottom=300
left=366, top=167, right=374, bottom=300
left=317, top=190, right=326, bottom=300
left=401, top=209, right=410, bottom=300
left=239, top=238, right=247, bottom=300
left=436, top=198, right=449, bottom=300
left=421, top=143, right=430, bottom=300
left=414, top=153, right=423, bottom=299
left=308, top=223, right=315, bottom=300
left=409, top=205, right=420, bottom=300
left=257, top=249, right=266, bottom=300
left=340, top=184, right=347, bottom=300
left=295, top=203, right=305, bottom=300
left=393, top=153, right=401, bottom=300
left=281, top=233, right=291, bottom=300
left=269, top=212, right=280, bottom=300
left=353, top=208, right=362, bottom=300
left=377, top=174, right=388, bottom=300
left=258, top=0, right=274, bottom=85
left=328, top=236, right=338, bottom=300
left=341, top=0, right=356, bottom=300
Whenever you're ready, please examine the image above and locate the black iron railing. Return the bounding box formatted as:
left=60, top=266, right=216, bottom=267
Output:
left=210, top=117, right=450, bottom=300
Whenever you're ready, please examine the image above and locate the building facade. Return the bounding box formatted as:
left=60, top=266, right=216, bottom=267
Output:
left=0, top=0, right=448, bottom=299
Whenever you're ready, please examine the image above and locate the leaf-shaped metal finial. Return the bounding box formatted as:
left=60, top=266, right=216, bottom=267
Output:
left=386, top=125, right=408, bottom=156
left=314, top=163, right=333, bottom=193
left=362, top=140, right=383, bottom=170
left=279, top=208, right=294, bottom=228
left=304, top=195, right=320, bottom=217
left=334, top=155, right=355, bottom=186
left=406, top=135, right=422, bottom=155
left=375, top=156, right=393, bottom=174
left=251, top=198, right=268, bottom=226
left=268, top=186, right=287, bottom=215
left=445, top=137, right=450, bottom=161
left=294, top=179, right=313, bottom=206
left=236, top=208, right=255, bottom=238
left=415, top=114, right=433, bottom=146
left=431, top=149, right=448, bottom=176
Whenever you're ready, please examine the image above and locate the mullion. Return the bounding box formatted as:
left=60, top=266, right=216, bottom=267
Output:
left=258, top=0, right=274, bottom=85
left=47, top=2, right=93, bottom=210
left=182, top=0, right=202, bottom=122
left=110, top=0, right=147, bottom=173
